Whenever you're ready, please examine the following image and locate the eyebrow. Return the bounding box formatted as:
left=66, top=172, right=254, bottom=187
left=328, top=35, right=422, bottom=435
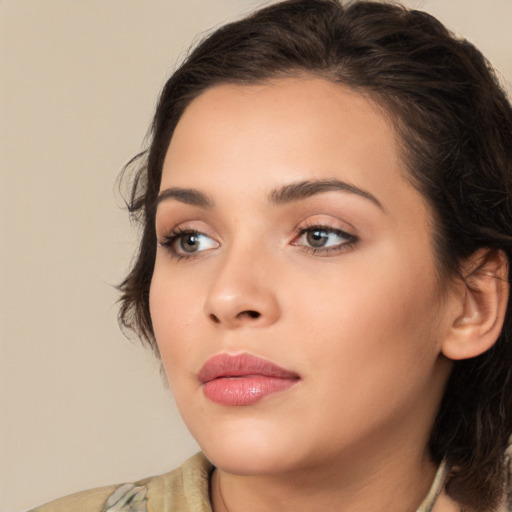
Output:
left=156, top=179, right=384, bottom=211
left=156, top=187, right=214, bottom=208
left=269, top=179, right=384, bottom=210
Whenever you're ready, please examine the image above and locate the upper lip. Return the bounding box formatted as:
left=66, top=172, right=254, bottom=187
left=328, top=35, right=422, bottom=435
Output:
left=198, top=353, right=300, bottom=384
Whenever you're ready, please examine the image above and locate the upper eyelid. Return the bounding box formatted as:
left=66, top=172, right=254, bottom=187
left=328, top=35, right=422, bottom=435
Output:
left=294, top=217, right=358, bottom=236
left=297, top=221, right=350, bottom=231
left=161, top=227, right=216, bottom=242
left=157, top=216, right=359, bottom=242
left=157, top=222, right=356, bottom=238
left=294, top=225, right=357, bottom=242
left=156, top=219, right=216, bottom=238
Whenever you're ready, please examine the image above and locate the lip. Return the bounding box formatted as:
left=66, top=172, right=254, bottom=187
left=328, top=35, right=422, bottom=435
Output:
left=199, top=353, right=300, bottom=406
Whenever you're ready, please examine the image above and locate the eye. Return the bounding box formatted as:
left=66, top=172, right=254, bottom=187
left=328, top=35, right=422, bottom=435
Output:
left=159, top=228, right=219, bottom=259
left=292, top=225, right=357, bottom=255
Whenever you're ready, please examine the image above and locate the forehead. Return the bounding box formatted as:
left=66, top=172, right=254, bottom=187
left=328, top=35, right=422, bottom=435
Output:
left=161, top=77, right=426, bottom=220
left=166, top=77, right=396, bottom=164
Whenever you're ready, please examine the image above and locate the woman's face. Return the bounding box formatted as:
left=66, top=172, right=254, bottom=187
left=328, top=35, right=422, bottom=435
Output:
left=150, top=77, right=454, bottom=476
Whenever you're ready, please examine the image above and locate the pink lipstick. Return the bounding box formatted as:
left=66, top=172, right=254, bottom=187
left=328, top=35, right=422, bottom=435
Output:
left=199, top=353, right=300, bottom=406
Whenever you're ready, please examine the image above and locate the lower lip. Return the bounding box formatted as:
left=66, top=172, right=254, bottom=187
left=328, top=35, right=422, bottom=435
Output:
left=202, top=376, right=298, bottom=406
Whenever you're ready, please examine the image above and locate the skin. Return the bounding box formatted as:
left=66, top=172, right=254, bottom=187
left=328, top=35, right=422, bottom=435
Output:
left=149, top=77, right=462, bottom=511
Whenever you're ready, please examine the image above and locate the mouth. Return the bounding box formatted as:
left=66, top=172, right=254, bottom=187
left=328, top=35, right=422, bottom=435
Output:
left=198, top=353, right=300, bottom=406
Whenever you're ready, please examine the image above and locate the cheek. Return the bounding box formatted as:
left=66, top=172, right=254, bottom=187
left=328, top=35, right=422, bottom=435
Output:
left=289, top=245, right=444, bottom=377
left=149, top=263, right=206, bottom=371
left=287, top=265, right=445, bottom=435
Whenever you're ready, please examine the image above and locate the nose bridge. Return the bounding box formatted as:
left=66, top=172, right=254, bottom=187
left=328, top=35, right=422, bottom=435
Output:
left=203, top=237, right=281, bottom=328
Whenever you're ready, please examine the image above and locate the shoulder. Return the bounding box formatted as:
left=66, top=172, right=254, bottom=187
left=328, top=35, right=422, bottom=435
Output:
left=28, top=452, right=213, bottom=512
left=27, top=483, right=121, bottom=512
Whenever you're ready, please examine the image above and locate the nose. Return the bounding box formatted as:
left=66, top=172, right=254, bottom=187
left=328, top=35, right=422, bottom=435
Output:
left=203, top=248, right=281, bottom=329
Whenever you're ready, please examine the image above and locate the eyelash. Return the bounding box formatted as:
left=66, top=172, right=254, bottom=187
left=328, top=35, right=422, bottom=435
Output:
left=158, top=223, right=358, bottom=261
left=292, top=223, right=358, bottom=256
left=159, top=228, right=211, bottom=262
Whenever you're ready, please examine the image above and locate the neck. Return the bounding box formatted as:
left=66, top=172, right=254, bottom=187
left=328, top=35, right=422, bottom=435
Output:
left=211, top=445, right=440, bottom=512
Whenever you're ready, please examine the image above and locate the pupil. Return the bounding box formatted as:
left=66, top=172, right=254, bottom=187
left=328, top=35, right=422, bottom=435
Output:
left=182, top=234, right=199, bottom=252
left=307, top=230, right=328, bottom=247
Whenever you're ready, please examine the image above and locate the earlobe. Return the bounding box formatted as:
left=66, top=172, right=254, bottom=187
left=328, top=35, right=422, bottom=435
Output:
left=442, top=249, right=509, bottom=361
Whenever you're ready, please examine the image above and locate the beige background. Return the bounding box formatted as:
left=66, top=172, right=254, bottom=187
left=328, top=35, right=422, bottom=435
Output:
left=1, top=1, right=511, bottom=511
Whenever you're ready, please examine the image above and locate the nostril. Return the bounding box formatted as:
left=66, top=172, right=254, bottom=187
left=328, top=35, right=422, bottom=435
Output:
left=243, top=310, right=261, bottom=319
left=209, top=313, right=221, bottom=324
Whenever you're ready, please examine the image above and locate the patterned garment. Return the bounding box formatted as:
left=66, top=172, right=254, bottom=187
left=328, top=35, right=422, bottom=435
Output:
left=102, top=483, right=148, bottom=512
left=28, top=452, right=511, bottom=511
left=29, top=453, right=213, bottom=512
left=98, top=456, right=448, bottom=512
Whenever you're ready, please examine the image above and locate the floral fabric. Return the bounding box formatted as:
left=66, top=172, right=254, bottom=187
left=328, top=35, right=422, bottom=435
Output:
left=29, top=453, right=213, bottom=512
left=102, top=483, right=148, bottom=512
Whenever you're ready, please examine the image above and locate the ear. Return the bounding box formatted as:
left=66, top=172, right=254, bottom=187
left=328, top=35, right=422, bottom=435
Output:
left=442, top=248, right=509, bottom=361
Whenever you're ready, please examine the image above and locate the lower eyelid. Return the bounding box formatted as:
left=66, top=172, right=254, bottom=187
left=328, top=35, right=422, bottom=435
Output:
left=298, top=240, right=357, bottom=257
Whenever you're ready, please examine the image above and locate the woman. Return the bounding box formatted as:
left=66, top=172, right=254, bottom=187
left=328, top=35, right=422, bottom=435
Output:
left=31, top=0, right=512, bottom=511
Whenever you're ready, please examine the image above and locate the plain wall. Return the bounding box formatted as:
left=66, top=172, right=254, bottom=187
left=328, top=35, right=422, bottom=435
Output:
left=1, top=1, right=511, bottom=511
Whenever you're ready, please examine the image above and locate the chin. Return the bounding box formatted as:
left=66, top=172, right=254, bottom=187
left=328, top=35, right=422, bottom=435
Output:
left=186, top=414, right=306, bottom=476
left=203, top=442, right=297, bottom=476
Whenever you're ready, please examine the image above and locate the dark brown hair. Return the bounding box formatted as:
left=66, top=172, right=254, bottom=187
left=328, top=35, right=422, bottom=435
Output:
left=118, top=1, right=512, bottom=509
